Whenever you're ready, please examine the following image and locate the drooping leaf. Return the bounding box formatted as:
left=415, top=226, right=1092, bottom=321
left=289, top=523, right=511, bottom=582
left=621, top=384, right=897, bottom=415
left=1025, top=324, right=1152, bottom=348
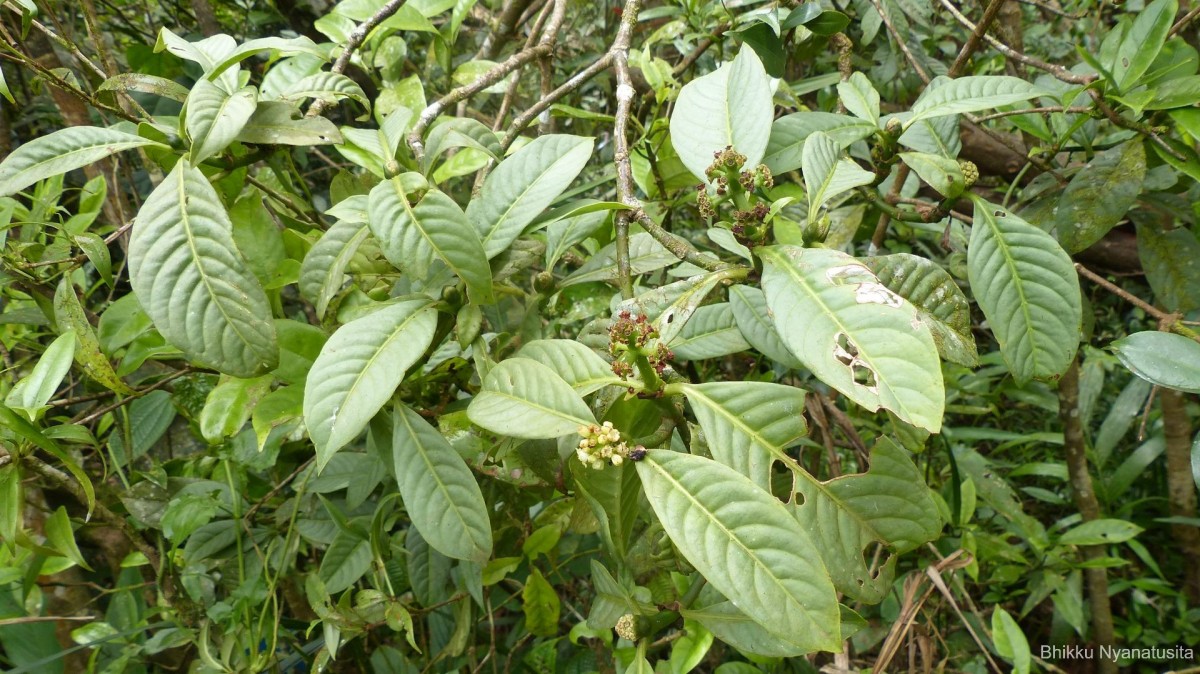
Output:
left=368, top=176, right=494, bottom=304
left=388, top=401, right=492, bottom=562
left=789, top=437, right=943, bottom=602
left=280, top=72, right=370, bottom=112
left=0, top=127, right=162, bottom=197
left=861, top=254, right=978, bottom=366
left=208, top=35, right=326, bottom=80
left=669, top=48, right=774, bottom=181
left=966, top=197, right=1081, bottom=383
left=467, top=358, right=596, bottom=438
left=467, top=134, right=593, bottom=258
left=129, top=161, right=279, bottom=378
left=98, top=73, right=190, bottom=102
left=299, top=219, right=371, bottom=318
left=1135, top=219, right=1200, bottom=313
left=522, top=567, right=561, bottom=637
left=53, top=281, right=133, bottom=394
left=4, top=331, right=76, bottom=422
left=802, top=131, right=875, bottom=225
left=1111, top=331, right=1200, bottom=393
left=907, top=76, right=1049, bottom=125
left=636, top=450, right=841, bottom=654
left=1054, top=140, right=1145, bottom=253
left=759, top=246, right=944, bottom=432
left=45, top=507, right=92, bottom=571
left=680, top=382, right=806, bottom=490
left=303, top=298, right=438, bottom=468
left=515, top=340, right=622, bottom=395
left=1111, top=0, right=1177, bottom=92
left=185, top=79, right=257, bottom=163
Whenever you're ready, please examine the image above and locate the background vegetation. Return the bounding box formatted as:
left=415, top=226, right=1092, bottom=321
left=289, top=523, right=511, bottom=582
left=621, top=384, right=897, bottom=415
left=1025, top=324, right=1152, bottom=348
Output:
left=1, top=0, right=1199, bottom=672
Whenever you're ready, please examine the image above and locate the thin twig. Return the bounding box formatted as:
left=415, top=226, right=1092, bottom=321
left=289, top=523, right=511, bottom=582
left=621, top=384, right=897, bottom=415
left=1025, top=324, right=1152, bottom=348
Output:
left=972, top=105, right=1091, bottom=121
left=1169, top=4, right=1200, bottom=37
left=72, top=368, right=192, bottom=426
left=500, top=52, right=614, bottom=151
left=948, top=0, right=1009, bottom=77
left=307, top=0, right=408, bottom=117
left=1076, top=263, right=1200, bottom=341
left=867, top=0, right=931, bottom=84
left=611, top=0, right=643, bottom=299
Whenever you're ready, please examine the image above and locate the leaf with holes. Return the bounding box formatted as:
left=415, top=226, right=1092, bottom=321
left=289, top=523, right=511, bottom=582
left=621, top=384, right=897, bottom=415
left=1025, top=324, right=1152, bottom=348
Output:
left=636, top=450, right=841, bottom=654
left=303, top=298, right=437, bottom=469
left=680, top=382, right=806, bottom=490
left=861, top=254, right=977, bottom=366
left=468, top=358, right=596, bottom=438
left=368, top=176, right=494, bottom=304
left=967, top=197, right=1081, bottom=383
left=129, top=161, right=278, bottom=378
left=468, top=134, right=593, bottom=258
left=789, top=436, right=943, bottom=602
left=387, top=401, right=492, bottom=562
left=759, top=246, right=944, bottom=432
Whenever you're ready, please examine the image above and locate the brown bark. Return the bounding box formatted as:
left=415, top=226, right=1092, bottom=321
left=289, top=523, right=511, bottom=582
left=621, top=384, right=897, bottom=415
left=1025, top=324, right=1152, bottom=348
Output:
left=1160, top=389, right=1200, bottom=603
left=190, top=0, right=221, bottom=36
left=1059, top=361, right=1118, bottom=674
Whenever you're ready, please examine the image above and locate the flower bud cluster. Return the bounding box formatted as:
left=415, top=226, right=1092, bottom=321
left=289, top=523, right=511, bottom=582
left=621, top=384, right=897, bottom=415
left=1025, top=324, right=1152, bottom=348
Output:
left=576, top=421, right=640, bottom=469
left=609, top=311, right=674, bottom=383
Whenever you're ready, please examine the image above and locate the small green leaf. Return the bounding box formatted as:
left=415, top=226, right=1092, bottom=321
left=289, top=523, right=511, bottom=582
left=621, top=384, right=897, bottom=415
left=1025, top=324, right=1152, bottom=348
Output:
left=991, top=608, right=1031, bottom=674
left=1112, top=331, right=1200, bottom=393
left=53, top=281, right=133, bottom=394
left=1111, top=0, right=1177, bottom=92
left=45, top=507, right=93, bottom=571
left=303, top=298, right=438, bottom=468
left=0, top=464, right=21, bottom=544
left=898, top=152, right=965, bottom=199
left=522, top=567, right=561, bottom=637
left=669, top=47, right=774, bottom=181
left=468, top=358, right=596, bottom=438
left=907, top=76, right=1048, bottom=126
left=837, top=72, right=880, bottom=125
left=388, top=401, right=493, bottom=562
left=802, top=132, right=876, bottom=225
left=4, top=331, right=76, bottom=422
left=199, top=375, right=273, bottom=442
left=1058, top=518, right=1143, bottom=545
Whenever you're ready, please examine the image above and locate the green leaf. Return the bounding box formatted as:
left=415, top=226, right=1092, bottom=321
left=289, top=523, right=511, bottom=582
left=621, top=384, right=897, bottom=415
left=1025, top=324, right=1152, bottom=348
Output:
left=763, top=112, right=877, bottom=174
left=0, top=406, right=94, bottom=514
left=252, top=385, right=303, bottom=450
left=667, top=303, right=751, bottom=361
left=320, top=529, right=373, bottom=594
left=907, top=76, right=1048, bottom=126
left=280, top=72, right=370, bottom=112
left=1111, top=331, right=1200, bottom=393
left=837, top=72, right=880, bottom=125
left=53, top=281, right=133, bottom=394
left=4, top=331, right=75, bottom=422
left=574, top=464, right=642, bottom=562
left=185, top=79, right=257, bottom=163
left=802, top=131, right=875, bottom=225
left=235, top=101, right=343, bottom=145
left=208, top=35, right=326, bottom=80
left=303, top=298, right=438, bottom=468
left=0, top=127, right=162, bottom=198
left=1146, top=75, right=1200, bottom=109
left=669, top=47, right=774, bottom=181
left=1111, top=0, right=1177, bottom=92
left=991, top=608, right=1031, bottom=674
left=1135, top=219, right=1200, bottom=314
left=898, top=152, right=965, bottom=199
left=680, top=381, right=806, bottom=490
left=790, top=437, right=943, bottom=602
left=421, top=118, right=501, bottom=175
left=468, top=358, right=596, bottom=438
left=636, top=450, right=841, bottom=654
left=1058, top=518, right=1143, bottom=545
left=468, top=134, right=593, bottom=259
left=728, top=285, right=802, bottom=368
left=388, top=401, right=492, bottom=562
left=522, top=567, right=561, bottom=637
left=199, top=375, right=273, bottom=442
left=1054, top=140, right=1145, bottom=253
left=861, top=254, right=978, bottom=366
left=299, top=219, right=371, bottom=318
left=129, top=161, right=279, bottom=377
left=669, top=619, right=714, bottom=674
left=967, top=198, right=1081, bottom=384
left=0, top=464, right=21, bottom=544
left=681, top=595, right=809, bottom=657
left=368, top=176, right=494, bottom=304
left=44, top=506, right=93, bottom=570
left=759, top=246, right=944, bottom=432
left=98, top=73, right=190, bottom=102
left=562, top=232, right=679, bottom=286
left=515, top=340, right=622, bottom=395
